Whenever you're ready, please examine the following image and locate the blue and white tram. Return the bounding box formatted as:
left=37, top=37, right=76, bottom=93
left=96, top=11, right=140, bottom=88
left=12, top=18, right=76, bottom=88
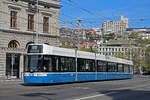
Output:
left=24, top=44, right=133, bottom=84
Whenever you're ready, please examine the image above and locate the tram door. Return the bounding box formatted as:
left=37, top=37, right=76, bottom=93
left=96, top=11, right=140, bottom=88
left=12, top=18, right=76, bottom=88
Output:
left=6, top=53, right=20, bottom=78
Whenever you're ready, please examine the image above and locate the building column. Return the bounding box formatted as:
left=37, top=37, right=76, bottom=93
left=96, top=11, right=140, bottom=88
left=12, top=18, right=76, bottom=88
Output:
left=0, top=50, right=6, bottom=79
left=19, top=54, right=24, bottom=79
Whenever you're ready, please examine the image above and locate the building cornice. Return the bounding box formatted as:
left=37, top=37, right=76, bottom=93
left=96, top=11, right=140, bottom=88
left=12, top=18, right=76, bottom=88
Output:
left=21, top=0, right=62, bottom=9
left=8, top=5, right=22, bottom=11
left=0, top=47, right=27, bottom=54
left=0, top=28, right=60, bottom=38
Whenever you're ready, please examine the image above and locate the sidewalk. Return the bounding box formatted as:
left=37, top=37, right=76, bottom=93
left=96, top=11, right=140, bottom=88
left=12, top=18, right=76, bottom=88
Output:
left=0, top=78, right=23, bottom=84
left=133, top=74, right=150, bottom=79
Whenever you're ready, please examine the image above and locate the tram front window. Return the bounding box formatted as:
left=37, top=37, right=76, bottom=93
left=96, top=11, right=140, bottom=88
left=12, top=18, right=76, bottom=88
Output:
left=28, top=55, right=42, bottom=72
left=27, top=55, right=52, bottom=72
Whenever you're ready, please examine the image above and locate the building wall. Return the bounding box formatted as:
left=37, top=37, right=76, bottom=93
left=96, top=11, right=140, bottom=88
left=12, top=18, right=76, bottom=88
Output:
left=0, top=0, right=61, bottom=79
left=102, top=15, right=128, bottom=34
left=0, top=30, right=59, bottom=78
left=126, top=28, right=150, bottom=39
left=0, top=0, right=60, bottom=36
left=0, top=50, right=6, bottom=78
left=40, top=0, right=60, bottom=4
left=99, top=46, right=144, bottom=60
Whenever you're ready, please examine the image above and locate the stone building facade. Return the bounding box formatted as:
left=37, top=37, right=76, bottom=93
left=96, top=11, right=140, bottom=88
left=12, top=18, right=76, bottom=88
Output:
left=0, top=0, right=61, bottom=79
left=126, top=28, right=150, bottom=39
left=99, top=40, right=144, bottom=60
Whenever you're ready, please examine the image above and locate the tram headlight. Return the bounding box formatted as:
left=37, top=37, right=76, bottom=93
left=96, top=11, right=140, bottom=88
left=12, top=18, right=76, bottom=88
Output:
left=30, top=69, right=33, bottom=73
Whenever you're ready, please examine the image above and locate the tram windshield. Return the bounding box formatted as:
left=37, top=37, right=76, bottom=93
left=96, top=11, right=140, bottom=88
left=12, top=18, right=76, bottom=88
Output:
left=25, top=55, right=76, bottom=72
left=27, top=55, right=52, bottom=72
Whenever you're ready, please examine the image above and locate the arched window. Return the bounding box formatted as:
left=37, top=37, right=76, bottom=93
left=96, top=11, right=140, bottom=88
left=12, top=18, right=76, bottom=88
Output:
left=8, top=40, right=20, bottom=48
left=44, top=43, right=49, bottom=45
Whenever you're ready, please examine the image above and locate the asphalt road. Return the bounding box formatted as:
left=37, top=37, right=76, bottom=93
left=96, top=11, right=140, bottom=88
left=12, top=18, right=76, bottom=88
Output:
left=0, top=75, right=150, bottom=100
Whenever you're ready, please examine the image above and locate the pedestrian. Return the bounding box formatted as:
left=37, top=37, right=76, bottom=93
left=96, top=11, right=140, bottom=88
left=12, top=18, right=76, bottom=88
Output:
left=6, top=72, right=11, bottom=80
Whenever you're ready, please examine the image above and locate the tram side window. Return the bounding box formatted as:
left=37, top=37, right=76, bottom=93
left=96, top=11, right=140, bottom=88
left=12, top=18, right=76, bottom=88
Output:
left=107, top=62, right=117, bottom=72
left=42, top=56, right=52, bottom=72
left=97, top=61, right=107, bottom=72
left=128, top=65, right=131, bottom=73
left=52, top=56, right=59, bottom=72
left=124, top=65, right=130, bottom=73
left=60, top=57, right=75, bottom=72
left=78, top=58, right=95, bottom=72
left=118, top=64, right=124, bottom=72
left=114, top=63, right=118, bottom=72
left=130, top=65, right=133, bottom=73
left=52, top=56, right=75, bottom=72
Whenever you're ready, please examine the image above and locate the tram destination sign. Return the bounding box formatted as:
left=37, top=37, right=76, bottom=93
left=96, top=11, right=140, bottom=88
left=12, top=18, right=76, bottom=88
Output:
left=28, top=45, right=43, bottom=53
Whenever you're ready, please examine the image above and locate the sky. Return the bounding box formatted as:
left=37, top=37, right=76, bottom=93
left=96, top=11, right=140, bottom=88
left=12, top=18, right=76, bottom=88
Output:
left=60, top=0, right=150, bottom=28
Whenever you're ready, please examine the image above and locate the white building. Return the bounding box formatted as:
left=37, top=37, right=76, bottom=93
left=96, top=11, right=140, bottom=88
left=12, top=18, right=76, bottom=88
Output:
left=102, top=15, right=128, bottom=34
left=59, top=26, right=73, bottom=38
left=126, top=28, right=150, bottom=39
left=99, top=40, right=144, bottom=59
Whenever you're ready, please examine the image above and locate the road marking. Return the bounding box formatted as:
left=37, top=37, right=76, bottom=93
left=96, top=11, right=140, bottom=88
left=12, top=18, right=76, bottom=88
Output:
left=73, top=84, right=150, bottom=100
left=74, top=94, right=104, bottom=100
left=73, top=87, right=90, bottom=89
left=73, top=92, right=113, bottom=100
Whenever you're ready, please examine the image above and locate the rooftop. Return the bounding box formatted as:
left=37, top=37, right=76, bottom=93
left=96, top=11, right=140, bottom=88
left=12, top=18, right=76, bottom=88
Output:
left=104, top=40, right=136, bottom=46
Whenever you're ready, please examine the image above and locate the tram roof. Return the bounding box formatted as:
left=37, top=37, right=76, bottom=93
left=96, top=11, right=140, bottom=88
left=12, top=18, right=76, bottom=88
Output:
left=29, top=44, right=133, bottom=65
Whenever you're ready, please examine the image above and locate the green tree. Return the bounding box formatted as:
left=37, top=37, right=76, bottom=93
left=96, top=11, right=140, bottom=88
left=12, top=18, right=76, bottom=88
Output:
left=114, top=52, right=125, bottom=59
left=143, top=39, right=150, bottom=44
left=145, top=46, right=150, bottom=71
left=79, top=47, right=99, bottom=53
left=128, top=32, right=139, bottom=39
left=126, top=34, right=150, bottom=73
left=104, top=33, right=115, bottom=41
left=62, top=45, right=99, bottom=53
left=86, top=31, right=94, bottom=43
left=61, top=45, right=73, bottom=49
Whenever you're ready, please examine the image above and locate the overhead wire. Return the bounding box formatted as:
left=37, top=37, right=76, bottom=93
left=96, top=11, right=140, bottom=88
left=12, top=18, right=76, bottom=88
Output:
left=60, top=0, right=115, bottom=28
left=61, top=0, right=113, bottom=20
left=61, top=0, right=150, bottom=28
left=61, top=12, right=102, bottom=28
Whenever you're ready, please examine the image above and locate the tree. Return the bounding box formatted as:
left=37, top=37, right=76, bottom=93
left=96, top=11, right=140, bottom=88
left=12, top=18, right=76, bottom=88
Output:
left=145, top=46, right=150, bottom=72
left=128, top=32, right=139, bottom=39
left=104, top=33, right=115, bottom=41
left=86, top=31, right=94, bottom=42
left=62, top=45, right=99, bottom=53
left=143, top=39, right=150, bottom=44
left=115, top=33, right=122, bottom=39
left=114, top=52, right=125, bottom=59
left=61, top=45, right=73, bottom=49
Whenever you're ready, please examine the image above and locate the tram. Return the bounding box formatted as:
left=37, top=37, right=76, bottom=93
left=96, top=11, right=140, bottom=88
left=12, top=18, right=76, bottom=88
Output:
left=24, top=44, right=133, bottom=84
